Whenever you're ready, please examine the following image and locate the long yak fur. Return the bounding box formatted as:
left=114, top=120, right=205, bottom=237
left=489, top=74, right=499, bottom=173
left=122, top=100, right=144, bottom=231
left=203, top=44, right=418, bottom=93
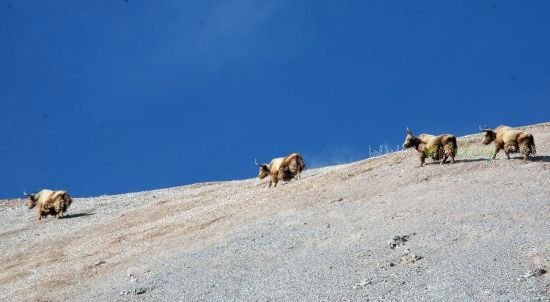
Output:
left=257, top=153, right=305, bottom=188
left=26, top=189, right=72, bottom=220
left=402, top=128, right=458, bottom=167
left=480, top=125, right=536, bottom=161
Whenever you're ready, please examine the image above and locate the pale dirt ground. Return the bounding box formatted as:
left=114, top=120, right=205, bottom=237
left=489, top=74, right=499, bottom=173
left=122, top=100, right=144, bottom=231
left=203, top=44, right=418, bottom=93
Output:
left=1, top=123, right=549, bottom=302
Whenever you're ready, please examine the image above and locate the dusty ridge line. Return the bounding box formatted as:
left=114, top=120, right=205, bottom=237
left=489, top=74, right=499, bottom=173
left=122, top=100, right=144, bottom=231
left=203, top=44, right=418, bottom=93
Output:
left=2, top=122, right=547, bottom=202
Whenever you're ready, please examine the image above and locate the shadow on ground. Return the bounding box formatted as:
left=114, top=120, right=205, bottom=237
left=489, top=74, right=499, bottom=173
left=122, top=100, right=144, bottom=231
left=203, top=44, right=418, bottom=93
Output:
left=454, top=158, right=489, bottom=164
left=533, top=155, right=550, bottom=162
left=63, top=213, right=95, bottom=219
left=424, top=158, right=488, bottom=165
left=506, top=155, right=550, bottom=162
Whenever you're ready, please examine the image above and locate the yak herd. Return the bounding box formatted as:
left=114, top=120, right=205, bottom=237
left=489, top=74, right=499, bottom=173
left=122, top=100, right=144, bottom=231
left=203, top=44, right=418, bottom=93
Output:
left=24, top=125, right=537, bottom=221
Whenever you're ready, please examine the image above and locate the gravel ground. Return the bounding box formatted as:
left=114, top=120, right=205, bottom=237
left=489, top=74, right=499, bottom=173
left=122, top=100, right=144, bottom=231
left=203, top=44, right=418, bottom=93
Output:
left=1, top=123, right=549, bottom=301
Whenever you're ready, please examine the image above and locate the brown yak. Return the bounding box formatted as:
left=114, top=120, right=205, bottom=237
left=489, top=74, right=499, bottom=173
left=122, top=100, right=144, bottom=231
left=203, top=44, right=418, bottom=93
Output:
left=402, top=128, right=458, bottom=166
left=479, top=125, right=536, bottom=161
left=25, top=189, right=72, bottom=220
left=256, top=153, right=305, bottom=188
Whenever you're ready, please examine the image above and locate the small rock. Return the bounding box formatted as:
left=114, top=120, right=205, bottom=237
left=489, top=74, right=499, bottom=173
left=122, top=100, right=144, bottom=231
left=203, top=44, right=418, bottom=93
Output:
left=518, top=268, right=547, bottom=281
left=353, top=280, right=372, bottom=289
left=94, top=260, right=106, bottom=266
left=135, top=287, right=147, bottom=295
left=533, top=268, right=547, bottom=276
left=128, top=273, right=138, bottom=282
left=388, top=235, right=410, bottom=250
left=330, top=197, right=344, bottom=203
left=400, top=250, right=423, bottom=265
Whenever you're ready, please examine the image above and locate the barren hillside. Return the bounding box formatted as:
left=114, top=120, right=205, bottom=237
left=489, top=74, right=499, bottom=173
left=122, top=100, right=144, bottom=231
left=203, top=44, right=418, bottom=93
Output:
left=1, top=123, right=549, bottom=301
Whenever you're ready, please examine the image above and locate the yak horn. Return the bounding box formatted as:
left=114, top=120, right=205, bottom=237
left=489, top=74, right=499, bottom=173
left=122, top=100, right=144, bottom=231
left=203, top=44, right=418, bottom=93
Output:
left=23, top=191, right=33, bottom=197
left=406, top=127, right=411, bottom=134
left=255, top=159, right=261, bottom=166
left=479, top=125, right=490, bottom=132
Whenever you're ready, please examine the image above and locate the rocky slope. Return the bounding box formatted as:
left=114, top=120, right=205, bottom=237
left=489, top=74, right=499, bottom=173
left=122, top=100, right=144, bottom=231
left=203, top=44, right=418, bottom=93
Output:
left=1, top=123, right=549, bottom=301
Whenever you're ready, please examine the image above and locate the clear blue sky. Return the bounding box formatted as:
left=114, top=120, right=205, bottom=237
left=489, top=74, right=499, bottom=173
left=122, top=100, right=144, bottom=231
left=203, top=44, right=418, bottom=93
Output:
left=1, top=0, right=549, bottom=198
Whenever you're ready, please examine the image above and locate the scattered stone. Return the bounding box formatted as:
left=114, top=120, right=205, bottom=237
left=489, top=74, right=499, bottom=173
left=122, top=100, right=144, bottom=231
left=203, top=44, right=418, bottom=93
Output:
left=353, top=280, right=372, bottom=289
left=128, top=273, right=138, bottom=282
left=399, top=249, right=423, bottom=265
left=532, top=268, right=547, bottom=276
left=517, top=268, right=547, bottom=281
left=94, top=260, right=106, bottom=266
left=388, top=235, right=410, bottom=250
left=134, top=287, right=147, bottom=295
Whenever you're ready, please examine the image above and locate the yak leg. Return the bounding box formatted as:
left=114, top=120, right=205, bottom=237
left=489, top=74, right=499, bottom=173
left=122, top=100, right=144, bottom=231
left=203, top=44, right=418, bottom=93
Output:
left=419, top=153, right=426, bottom=167
left=55, top=205, right=62, bottom=218
left=444, top=144, right=455, bottom=164
left=270, top=172, right=278, bottom=188
left=504, top=149, right=510, bottom=159
left=519, top=143, right=530, bottom=162
left=491, top=145, right=502, bottom=160
left=438, top=146, right=446, bottom=164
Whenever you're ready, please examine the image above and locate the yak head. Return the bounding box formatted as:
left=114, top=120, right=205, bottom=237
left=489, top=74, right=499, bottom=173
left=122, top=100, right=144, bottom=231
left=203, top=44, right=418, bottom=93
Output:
left=255, top=159, right=270, bottom=179
left=61, top=192, right=73, bottom=210
left=402, top=128, right=417, bottom=149
left=479, top=125, right=496, bottom=145
left=24, top=192, right=37, bottom=209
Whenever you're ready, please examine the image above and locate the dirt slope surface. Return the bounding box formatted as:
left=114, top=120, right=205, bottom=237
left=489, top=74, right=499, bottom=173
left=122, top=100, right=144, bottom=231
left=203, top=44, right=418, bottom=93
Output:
left=1, top=123, right=549, bottom=301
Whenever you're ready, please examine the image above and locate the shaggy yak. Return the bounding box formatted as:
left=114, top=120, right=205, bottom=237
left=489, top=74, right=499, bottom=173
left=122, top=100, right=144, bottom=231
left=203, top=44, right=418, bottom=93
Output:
left=25, top=189, right=72, bottom=220
left=402, top=128, right=458, bottom=166
left=256, top=153, right=305, bottom=188
left=479, top=125, right=536, bottom=161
